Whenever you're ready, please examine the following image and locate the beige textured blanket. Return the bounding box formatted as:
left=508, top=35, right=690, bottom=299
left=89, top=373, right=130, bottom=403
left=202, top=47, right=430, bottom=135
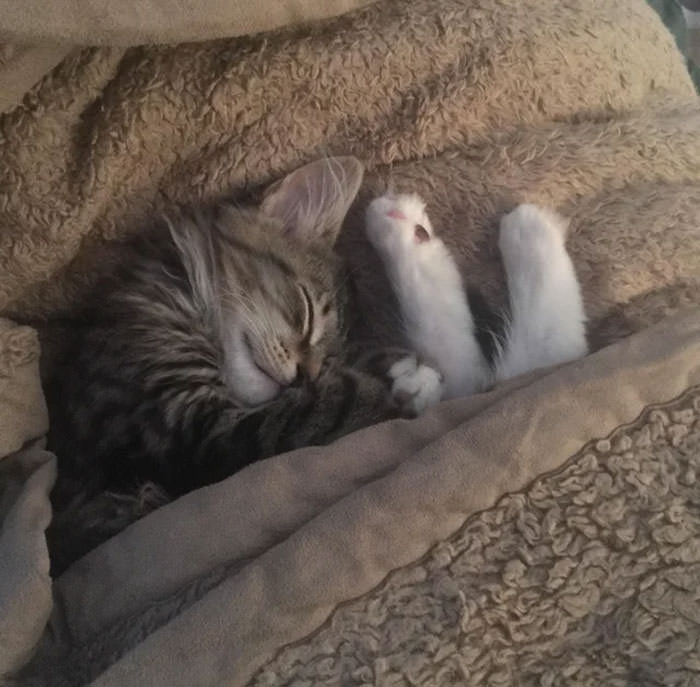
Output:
left=1, top=0, right=700, bottom=684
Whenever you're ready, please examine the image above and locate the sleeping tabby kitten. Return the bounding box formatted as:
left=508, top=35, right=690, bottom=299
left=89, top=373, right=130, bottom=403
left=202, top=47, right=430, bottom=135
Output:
left=45, top=157, right=441, bottom=574
left=46, top=157, right=587, bottom=575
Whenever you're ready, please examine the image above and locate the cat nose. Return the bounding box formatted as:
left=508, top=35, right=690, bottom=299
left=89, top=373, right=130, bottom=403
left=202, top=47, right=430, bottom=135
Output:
left=303, top=356, right=323, bottom=382
left=291, top=357, right=322, bottom=386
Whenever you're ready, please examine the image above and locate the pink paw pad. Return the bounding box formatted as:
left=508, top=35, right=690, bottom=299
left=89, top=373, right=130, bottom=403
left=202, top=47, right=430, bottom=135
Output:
left=414, top=224, right=430, bottom=243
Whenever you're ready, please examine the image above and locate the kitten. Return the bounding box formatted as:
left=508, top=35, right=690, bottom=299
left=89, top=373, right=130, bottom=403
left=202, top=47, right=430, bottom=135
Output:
left=365, top=194, right=588, bottom=397
left=44, top=158, right=440, bottom=574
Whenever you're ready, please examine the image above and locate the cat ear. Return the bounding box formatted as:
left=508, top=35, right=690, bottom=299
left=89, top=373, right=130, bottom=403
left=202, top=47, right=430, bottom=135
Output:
left=260, top=157, right=364, bottom=245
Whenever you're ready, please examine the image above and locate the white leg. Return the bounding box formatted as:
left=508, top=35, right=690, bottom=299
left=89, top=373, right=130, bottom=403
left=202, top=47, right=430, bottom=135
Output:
left=495, top=204, right=587, bottom=382
left=366, top=193, right=490, bottom=399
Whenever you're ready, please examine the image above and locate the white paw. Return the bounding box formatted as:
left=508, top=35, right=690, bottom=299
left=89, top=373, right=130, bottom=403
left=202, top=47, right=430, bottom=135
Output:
left=498, top=203, right=569, bottom=269
left=389, top=355, right=444, bottom=415
left=365, top=193, right=435, bottom=258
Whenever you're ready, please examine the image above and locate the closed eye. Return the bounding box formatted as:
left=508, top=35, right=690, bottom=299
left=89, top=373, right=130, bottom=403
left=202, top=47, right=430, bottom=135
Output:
left=298, top=283, right=315, bottom=344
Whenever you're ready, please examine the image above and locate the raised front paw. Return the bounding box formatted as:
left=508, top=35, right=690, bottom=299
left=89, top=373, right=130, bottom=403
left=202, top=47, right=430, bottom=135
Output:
left=498, top=203, right=569, bottom=268
left=388, top=355, right=444, bottom=416
left=365, top=193, right=435, bottom=258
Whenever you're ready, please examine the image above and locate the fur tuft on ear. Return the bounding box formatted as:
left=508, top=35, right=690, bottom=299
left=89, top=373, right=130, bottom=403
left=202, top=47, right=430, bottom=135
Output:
left=260, top=156, right=364, bottom=245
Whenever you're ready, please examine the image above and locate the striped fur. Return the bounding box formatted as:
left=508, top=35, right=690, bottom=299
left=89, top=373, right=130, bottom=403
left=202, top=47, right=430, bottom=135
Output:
left=45, top=158, right=405, bottom=574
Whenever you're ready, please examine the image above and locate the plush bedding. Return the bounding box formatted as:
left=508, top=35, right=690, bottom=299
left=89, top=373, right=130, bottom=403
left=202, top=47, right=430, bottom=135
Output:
left=1, top=0, right=700, bottom=684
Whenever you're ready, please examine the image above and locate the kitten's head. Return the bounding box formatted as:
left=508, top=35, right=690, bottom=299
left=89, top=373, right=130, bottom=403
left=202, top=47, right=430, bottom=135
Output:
left=170, top=157, right=364, bottom=406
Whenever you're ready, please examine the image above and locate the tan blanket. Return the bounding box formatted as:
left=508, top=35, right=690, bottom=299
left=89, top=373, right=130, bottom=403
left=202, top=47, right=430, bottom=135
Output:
left=1, top=0, right=700, bottom=684
left=4, top=310, right=700, bottom=685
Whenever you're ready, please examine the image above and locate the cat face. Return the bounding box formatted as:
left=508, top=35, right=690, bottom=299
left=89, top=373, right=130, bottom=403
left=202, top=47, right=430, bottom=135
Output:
left=170, top=157, right=363, bottom=406
left=215, top=214, right=344, bottom=405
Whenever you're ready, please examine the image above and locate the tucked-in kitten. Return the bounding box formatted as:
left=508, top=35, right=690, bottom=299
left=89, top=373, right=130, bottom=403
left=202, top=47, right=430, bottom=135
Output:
left=365, top=194, right=588, bottom=397
left=45, top=157, right=440, bottom=574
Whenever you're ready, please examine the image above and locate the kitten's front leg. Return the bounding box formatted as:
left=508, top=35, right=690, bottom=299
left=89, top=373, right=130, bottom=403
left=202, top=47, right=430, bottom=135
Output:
left=255, top=358, right=441, bottom=455
left=149, top=357, right=442, bottom=495
left=354, top=347, right=444, bottom=416
left=496, top=204, right=587, bottom=381
left=365, top=193, right=490, bottom=399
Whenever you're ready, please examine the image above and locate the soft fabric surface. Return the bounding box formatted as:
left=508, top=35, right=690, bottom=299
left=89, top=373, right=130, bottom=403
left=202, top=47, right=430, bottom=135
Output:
left=16, top=310, right=700, bottom=686
left=1, top=0, right=700, bottom=684
left=0, top=0, right=375, bottom=46
left=0, top=43, right=71, bottom=113
left=251, top=351, right=700, bottom=687
left=0, top=321, right=53, bottom=677
left=0, top=0, right=374, bottom=114
left=1, top=0, right=697, bottom=326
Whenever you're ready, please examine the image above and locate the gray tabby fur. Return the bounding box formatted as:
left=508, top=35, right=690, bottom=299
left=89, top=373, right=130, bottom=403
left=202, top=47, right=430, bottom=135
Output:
left=44, top=157, right=413, bottom=574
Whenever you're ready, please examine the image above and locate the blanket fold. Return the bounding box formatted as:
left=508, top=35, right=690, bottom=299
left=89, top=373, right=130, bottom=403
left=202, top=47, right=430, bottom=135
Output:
left=1, top=0, right=695, bottom=322
left=22, top=308, right=700, bottom=686
left=0, top=0, right=376, bottom=47
left=0, top=319, right=53, bottom=677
